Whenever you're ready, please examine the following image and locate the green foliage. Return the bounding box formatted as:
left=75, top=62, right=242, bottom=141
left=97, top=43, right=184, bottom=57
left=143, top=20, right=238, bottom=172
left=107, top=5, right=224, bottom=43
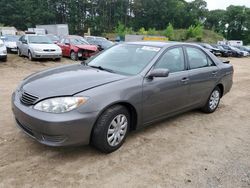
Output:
left=147, top=28, right=157, bottom=35
left=164, top=23, right=174, bottom=40
left=186, top=24, right=203, bottom=41
left=0, top=0, right=249, bottom=43
left=138, top=27, right=148, bottom=35
left=114, top=22, right=126, bottom=37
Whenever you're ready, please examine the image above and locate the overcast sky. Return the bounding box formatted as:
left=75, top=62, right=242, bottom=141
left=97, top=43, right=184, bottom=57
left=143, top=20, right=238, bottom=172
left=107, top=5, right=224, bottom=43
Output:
left=186, top=0, right=250, bottom=10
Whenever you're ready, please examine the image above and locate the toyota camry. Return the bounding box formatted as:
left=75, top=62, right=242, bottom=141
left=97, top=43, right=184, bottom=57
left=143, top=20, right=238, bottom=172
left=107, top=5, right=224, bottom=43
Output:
left=12, top=42, right=233, bottom=153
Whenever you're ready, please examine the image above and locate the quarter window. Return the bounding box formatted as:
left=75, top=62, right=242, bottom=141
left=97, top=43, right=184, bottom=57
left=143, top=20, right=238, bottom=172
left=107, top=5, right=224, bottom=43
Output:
left=186, top=47, right=214, bottom=69
left=155, top=47, right=185, bottom=73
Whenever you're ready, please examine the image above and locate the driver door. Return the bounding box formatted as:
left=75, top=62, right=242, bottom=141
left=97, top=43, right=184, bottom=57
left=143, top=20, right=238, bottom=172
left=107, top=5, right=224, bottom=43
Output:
left=142, top=47, right=190, bottom=124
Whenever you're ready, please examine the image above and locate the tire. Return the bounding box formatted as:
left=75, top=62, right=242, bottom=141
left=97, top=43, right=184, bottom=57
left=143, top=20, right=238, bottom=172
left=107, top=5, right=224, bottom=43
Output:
left=1, top=57, right=7, bottom=62
left=201, top=86, right=221, bottom=113
left=17, top=48, right=22, bottom=57
left=70, top=51, right=78, bottom=61
left=54, top=58, right=61, bottom=62
left=28, top=51, right=34, bottom=61
left=91, top=105, right=130, bottom=153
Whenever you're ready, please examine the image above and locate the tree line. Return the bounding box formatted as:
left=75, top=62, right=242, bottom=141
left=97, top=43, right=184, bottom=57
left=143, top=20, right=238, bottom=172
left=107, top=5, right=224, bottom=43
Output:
left=0, top=0, right=249, bottom=43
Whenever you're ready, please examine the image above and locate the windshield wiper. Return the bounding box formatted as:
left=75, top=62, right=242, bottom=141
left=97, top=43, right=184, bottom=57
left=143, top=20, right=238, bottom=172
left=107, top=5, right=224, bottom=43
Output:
left=88, top=65, right=115, bottom=73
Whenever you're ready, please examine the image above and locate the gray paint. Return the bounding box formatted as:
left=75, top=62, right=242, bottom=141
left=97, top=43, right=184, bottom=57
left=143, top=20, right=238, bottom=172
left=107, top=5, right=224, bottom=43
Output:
left=12, top=42, right=234, bottom=146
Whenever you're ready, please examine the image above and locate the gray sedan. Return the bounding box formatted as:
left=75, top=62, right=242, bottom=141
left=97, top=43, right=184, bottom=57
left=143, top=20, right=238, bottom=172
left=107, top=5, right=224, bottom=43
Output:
left=12, top=42, right=233, bottom=153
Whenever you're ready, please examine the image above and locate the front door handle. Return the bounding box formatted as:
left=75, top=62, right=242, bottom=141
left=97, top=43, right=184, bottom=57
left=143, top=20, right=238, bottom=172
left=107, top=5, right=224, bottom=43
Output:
left=181, top=77, right=189, bottom=84
left=212, top=71, right=218, bottom=75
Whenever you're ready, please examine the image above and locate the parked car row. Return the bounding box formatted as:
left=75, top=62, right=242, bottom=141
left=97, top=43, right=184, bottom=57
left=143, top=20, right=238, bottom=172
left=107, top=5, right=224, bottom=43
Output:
left=0, top=34, right=115, bottom=62
left=195, top=42, right=250, bottom=58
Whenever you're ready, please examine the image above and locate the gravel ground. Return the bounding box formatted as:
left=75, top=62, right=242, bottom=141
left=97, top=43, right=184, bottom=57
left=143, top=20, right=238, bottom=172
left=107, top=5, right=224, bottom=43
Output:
left=0, top=54, right=250, bottom=188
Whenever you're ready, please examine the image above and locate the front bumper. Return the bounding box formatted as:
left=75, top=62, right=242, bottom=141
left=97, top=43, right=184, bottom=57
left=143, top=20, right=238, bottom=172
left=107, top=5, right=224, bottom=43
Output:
left=12, top=91, right=98, bottom=146
left=33, top=51, right=62, bottom=59
left=7, top=47, right=17, bottom=52
left=0, top=55, right=7, bottom=59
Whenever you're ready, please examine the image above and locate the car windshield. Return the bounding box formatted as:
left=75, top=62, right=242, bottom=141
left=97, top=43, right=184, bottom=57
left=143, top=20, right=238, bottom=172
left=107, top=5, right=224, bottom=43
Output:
left=87, top=44, right=161, bottom=75
left=28, top=36, right=53, bottom=44
left=70, top=38, right=89, bottom=45
left=4, top=35, right=20, bottom=42
left=47, top=35, right=59, bottom=41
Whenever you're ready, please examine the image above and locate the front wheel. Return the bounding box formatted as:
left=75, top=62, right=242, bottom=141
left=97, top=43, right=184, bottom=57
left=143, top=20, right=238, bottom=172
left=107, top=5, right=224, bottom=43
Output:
left=17, top=48, right=22, bottom=57
left=28, top=51, right=34, bottom=61
left=70, top=51, right=78, bottom=61
left=201, top=87, right=221, bottom=113
left=91, top=105, right=130, bottom=153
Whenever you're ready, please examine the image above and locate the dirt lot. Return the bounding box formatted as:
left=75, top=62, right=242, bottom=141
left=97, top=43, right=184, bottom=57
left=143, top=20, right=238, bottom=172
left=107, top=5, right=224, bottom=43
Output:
left=0, top=54, right=250, bottom=188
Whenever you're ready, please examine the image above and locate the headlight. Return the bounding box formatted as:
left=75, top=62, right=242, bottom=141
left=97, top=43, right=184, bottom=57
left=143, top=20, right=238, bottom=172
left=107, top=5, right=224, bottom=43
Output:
left=34, top=97, right=88, bottom=113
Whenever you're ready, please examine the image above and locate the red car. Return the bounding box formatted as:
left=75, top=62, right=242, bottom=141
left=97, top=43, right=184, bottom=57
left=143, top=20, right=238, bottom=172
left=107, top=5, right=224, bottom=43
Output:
left=57, top=35, right=99, bottom=60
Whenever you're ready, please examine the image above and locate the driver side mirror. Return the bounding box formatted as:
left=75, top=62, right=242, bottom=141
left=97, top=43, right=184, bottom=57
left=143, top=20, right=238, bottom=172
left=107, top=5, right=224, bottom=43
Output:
left=148, top=68, right=170, bottom=79
left=65, top=42, right=70, bottom=46
left=22, top=40, right=27, bottom=44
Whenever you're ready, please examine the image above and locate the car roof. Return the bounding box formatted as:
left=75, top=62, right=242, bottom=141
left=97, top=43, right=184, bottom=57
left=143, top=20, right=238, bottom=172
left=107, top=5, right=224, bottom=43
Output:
left=65, top=35, right=83, bottom=39
left=126, top=41, right=200, bottom=48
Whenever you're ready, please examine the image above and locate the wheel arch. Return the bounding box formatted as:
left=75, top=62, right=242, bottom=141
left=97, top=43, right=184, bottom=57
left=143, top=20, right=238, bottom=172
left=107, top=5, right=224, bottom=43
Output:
left=91, top=101, right=138, bottom=136
left=216, top=83, right=224, bottom=97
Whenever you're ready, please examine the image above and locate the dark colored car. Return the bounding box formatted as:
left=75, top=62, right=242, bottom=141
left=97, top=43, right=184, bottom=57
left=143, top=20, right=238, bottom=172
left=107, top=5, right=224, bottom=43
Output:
left=12, top=42, right=233, bottom=153
left=234, top=46, right=250, bottom=54
left=57, top=35, right=99, bottom=60
left=219, top=45, right=243, bottom=57
left=85, top=36, right=114, bottom=51
left=197, top=43, right=221, bottom=56
left=211, top=44, right=232, bottom=57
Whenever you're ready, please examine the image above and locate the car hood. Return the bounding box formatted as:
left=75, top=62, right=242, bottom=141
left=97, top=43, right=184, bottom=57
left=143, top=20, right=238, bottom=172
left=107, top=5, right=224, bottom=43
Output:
left=29, top=43, right=61, bottom=50
left=5, top=41, right=17, bottom=48
left=21, top=64, right=127, bottom=98
left=75, top=45, right=98, bottom=51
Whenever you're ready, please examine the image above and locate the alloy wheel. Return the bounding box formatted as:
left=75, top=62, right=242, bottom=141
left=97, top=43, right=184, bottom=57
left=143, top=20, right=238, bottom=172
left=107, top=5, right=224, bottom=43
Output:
left=107, top=114, right=128, bottom=147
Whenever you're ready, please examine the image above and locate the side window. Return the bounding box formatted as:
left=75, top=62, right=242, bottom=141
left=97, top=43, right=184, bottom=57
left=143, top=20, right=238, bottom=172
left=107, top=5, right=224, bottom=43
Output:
left=187, top=47, right=215, bottom=69
left=155, top=47, right=185, bottom=73
left=186, top=47, right=209, bottom=69
left=19, top=36, right=24, bottom=41
left=65, top=39, right=70, bottom=44
left=207, top=57, right=215, bottom=66
left=60, top=38, right=65, bottom=44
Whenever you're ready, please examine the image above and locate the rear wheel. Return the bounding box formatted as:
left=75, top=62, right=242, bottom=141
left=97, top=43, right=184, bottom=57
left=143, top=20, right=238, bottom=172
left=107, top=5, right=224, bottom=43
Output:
left=91, top=105, right=130, bottom=153
left=201, top=87, right=221, bottom=113
left=70, top=51, right=78, bottom=61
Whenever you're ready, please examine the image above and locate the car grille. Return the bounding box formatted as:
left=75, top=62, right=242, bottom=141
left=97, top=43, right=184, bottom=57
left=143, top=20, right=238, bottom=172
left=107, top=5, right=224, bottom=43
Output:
left=42, top=134, right=66, bottom=143
left=20, top=92, right=39, bottom=106
left=43, top=49, right=56, bottom=52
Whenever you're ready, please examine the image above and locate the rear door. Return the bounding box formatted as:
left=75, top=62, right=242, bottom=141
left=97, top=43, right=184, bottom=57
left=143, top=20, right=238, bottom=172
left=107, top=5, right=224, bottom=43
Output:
left=142, top=47, right=190, bottom=123
left=184, top=46, right=220, bottom=106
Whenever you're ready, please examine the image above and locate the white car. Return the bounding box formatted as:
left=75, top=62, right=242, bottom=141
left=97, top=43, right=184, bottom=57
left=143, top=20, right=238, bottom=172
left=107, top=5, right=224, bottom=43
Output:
left=1, top=35, right=20, bottom=53
left=0, top=39, right=7, bottom=62
left=17, top=34, right=62, bottom=61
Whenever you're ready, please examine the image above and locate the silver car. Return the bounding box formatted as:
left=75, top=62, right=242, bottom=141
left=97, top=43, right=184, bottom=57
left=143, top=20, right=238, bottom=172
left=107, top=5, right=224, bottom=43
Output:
left=17, top=35, right=62, bottom=61
left=12, top=42, right=233, bottom=153
left=0, top=39, right=7, bottom=62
